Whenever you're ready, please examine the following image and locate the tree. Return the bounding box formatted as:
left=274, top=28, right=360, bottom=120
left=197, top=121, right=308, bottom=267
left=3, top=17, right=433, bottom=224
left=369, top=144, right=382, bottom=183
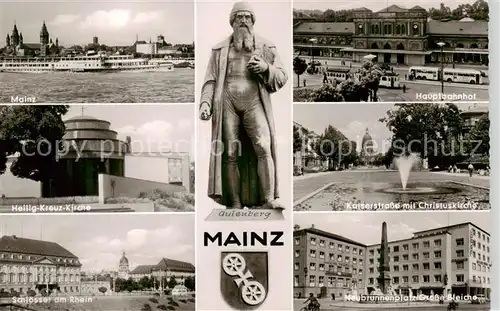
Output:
left=313, top=125, right=354, bottom=170
left=98, top=287, right=107, bottom=295
left=184, top=276, right=195, bottom=291
left=465, top=114, right=489, bottom=157
left=293, top=125, right=303, bottom=153
left=307, top=60, right=383, bottom=102
left=379, top=103, right=465, bottom=168
left=293, top=57, right=308, bottom=88
left=139, top=276, right=153, bottom=290
left=167, top=276, right=177, bottom=289
left=0, top=105, right=69, bottom=184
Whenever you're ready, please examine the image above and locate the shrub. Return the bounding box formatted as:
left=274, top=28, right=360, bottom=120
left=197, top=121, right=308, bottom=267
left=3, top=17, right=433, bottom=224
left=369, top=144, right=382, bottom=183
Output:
left=179, top=299, right=187, bottom=303
left=141, top=304, right=152, bottom=311
left=149, top=297, right=159, bottom=303
left=157, top=305, right=168, bottom=310
left=169, top=301, right=179, bottom=307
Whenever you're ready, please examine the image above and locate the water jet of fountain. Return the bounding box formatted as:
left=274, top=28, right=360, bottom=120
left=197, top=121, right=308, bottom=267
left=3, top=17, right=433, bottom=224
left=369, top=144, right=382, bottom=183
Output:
left=394, top=153, right=420, bottom=190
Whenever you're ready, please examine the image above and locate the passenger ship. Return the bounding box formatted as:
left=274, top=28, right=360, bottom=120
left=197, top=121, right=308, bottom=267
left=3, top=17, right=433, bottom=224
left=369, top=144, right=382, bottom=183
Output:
left=0, top=53, right=175, bottom=73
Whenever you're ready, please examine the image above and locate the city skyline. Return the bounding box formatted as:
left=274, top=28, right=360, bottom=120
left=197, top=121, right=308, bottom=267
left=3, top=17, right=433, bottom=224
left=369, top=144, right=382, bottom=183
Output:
left=0, top=1, right=194, bottom=47
left=0, top=214, right=195, bottom=273
left=65, top=105, right=194, bottom=161
left=294, top=211, right=490, bottom=246
left=293, top=0, right=485, bottom=12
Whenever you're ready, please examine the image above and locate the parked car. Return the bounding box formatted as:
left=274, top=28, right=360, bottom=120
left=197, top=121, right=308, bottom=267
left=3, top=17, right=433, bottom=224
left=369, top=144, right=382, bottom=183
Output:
left=471, top=294, right=487, bottom=304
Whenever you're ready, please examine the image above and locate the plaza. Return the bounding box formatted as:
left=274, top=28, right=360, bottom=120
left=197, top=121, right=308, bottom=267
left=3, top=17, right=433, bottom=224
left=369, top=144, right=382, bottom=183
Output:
left=293, top=298, right=490, bottom=310
left=293, top=58, right=489, bottom=102
left=294, top=170, right=489, bottom=211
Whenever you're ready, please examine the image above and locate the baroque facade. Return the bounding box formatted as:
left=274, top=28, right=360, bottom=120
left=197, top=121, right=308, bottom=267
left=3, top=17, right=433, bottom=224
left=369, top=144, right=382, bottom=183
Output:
left=117, top=253, right=195, bottom=287
left=0, top=235, right=81, bottom=295
left=294, top=5, right=488, bottom=65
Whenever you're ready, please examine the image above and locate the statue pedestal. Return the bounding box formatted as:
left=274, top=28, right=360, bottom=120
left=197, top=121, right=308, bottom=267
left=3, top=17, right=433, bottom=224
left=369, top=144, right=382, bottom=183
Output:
left=205, top=209, right=284, bottom=221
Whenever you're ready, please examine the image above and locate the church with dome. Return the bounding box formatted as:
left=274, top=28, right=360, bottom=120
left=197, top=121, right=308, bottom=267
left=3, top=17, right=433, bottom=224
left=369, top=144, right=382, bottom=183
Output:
left=360, top=128, right=376, bottom=166
left=3, top=21, right=60, bottom=57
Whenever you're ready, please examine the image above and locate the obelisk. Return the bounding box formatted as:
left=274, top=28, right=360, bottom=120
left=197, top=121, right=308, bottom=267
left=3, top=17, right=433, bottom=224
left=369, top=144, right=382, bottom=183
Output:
left=377, top=221, right=391, bottom=294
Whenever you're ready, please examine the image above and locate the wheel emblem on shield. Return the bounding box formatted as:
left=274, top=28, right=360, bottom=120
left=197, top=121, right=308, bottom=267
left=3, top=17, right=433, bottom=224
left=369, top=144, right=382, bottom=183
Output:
left=221, top=252, right=268, bottom=309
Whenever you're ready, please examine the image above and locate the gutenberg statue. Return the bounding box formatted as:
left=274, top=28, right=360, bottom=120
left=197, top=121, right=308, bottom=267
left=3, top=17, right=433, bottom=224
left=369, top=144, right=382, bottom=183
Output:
left=199, top=1, right=288, bottom=209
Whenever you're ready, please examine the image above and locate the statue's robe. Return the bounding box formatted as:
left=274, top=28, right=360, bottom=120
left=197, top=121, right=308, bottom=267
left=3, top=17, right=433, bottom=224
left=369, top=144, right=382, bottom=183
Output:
left=200, top=35, right=287, bottom=207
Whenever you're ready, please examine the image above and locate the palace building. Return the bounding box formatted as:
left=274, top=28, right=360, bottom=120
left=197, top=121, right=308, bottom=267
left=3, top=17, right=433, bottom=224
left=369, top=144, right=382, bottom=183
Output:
left=0, top=235, right=82, bottom=295
left=117, top=253, right=195, bottom=285
left=294, top=222, right=491, bottom=299
left=294, top=5, right=488, bottom=66
left=3, top=22, right=60, bottom=57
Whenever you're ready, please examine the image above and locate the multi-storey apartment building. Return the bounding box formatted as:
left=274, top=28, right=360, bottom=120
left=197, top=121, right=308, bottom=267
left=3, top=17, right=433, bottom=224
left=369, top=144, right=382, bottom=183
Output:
left=365, top=222, right=491, bottom=298
left=294, top=222, right=491, bottom=299
left=293, top=225, right=367, bottom=299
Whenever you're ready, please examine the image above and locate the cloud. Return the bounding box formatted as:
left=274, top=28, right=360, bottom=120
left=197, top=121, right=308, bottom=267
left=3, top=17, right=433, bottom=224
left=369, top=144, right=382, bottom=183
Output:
left=131, top=11, right=163, bottom=24
left=116, top=121, right=174, bottom=152
left=80, top=9, right=131, bottom=30
left=177, top=118, right=192, bottom=131
left=74, top=225, right=193, bottom=272
left=50, top=14, right=80, bottom=26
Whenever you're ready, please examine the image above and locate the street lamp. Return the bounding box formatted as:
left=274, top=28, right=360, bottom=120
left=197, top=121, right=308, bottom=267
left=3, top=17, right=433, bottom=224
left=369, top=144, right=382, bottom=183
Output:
left=437, top=42, right=445, bottom=95
left=309, top=38, right=317, bottom=65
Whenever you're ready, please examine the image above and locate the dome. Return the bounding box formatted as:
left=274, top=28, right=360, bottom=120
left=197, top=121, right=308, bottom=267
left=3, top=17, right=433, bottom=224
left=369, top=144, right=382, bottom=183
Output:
left=119, top=252, right=129, bottom=266
left=362, top=128, right=373, bottom=146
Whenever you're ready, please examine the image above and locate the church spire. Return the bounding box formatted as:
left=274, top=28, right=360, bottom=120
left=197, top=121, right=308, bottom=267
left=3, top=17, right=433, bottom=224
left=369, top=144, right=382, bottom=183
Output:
left=6, top=34, right=10, bottom=47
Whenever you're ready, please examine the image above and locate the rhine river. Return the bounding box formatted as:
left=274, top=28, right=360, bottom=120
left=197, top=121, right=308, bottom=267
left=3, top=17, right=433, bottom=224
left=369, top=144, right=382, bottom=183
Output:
left=0, top=68, right=194, bottom=103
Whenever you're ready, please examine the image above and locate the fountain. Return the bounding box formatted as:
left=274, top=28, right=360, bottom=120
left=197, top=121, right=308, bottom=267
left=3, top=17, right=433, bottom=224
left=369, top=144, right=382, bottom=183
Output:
left=394, top=153, right=419, bottom=190
left=378, top=154, right=461, bottom=195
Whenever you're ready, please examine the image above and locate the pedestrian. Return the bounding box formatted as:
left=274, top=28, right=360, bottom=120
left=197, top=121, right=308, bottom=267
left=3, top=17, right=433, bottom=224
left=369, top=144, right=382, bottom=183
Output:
left=303, top=79, right=307, bottom=87
left=323, top=72, right=327, bottom=84
left=468, top=163, right=474, bottom=177
left=402, top=84, right=406, bottom=93
left=453, top=165, right=457, bottom=173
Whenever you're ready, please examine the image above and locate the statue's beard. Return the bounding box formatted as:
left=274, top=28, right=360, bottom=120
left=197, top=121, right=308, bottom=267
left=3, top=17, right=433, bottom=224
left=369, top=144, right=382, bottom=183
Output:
left=232, top=25, right=254, bottom=53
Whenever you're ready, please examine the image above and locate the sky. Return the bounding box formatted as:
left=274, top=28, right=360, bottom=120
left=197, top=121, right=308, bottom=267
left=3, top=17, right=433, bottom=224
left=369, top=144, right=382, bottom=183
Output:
left=294, top=211, right=490, bottom=246
left=0, top=1, right=194, bottom=47
left=0, top=214, right=195, bottom=273
left=293, top=0, right=484, bottom=12
left=293, top=103, right=488, bottom=153
left=64, top=104, right=194, bottom=161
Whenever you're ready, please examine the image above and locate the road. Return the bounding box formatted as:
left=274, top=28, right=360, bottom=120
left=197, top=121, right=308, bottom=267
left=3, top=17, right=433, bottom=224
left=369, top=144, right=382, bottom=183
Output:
left=293, top=170, right=489, bottom=202
left=293, top=59, right=489, bottom=102
left=293, top=300, right=490, bottom=311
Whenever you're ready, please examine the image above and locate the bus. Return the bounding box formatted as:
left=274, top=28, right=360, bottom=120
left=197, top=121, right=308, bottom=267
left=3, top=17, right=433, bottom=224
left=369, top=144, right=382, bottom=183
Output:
left=379, top=74, right=401, bottom=88
left=442, top=68, right=484, bottom=84
left=325, top=67, right=351, bottom=82
left=408, top=66, right=439, bottom=81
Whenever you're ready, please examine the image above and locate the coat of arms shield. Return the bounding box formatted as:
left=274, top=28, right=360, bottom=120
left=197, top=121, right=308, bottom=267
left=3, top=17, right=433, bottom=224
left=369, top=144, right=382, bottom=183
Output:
left=220, top=251, right=268, bottom=310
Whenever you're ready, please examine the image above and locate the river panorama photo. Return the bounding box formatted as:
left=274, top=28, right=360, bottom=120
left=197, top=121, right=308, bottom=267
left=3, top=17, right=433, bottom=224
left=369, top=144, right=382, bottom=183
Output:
left=0, top=1, right=194, bottom=103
